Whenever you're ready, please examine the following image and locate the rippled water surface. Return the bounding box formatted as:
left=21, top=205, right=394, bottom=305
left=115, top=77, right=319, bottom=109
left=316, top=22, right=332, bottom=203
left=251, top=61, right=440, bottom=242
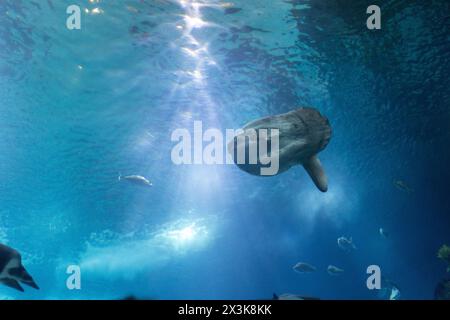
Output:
left=0, top=0, right=449, bottom=299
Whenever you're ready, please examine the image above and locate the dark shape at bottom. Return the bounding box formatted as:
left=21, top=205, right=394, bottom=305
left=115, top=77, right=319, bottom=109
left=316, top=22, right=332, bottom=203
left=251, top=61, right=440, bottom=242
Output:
left=434, top=279, right=450, bottom=300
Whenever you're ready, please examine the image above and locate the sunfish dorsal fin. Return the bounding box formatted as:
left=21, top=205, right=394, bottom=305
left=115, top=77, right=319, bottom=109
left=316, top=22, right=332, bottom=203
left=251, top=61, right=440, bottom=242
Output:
left=303, top=155, right=328, bottom=192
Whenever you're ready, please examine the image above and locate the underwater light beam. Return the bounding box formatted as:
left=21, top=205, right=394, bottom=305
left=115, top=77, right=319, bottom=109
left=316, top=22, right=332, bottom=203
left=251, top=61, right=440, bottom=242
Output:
left=159, top=0, right=230, bottom=206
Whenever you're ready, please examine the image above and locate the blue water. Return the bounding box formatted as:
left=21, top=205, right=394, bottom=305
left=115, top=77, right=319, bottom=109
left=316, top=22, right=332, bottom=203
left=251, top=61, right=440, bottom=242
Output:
left=0, top=0, right=449, bottom=300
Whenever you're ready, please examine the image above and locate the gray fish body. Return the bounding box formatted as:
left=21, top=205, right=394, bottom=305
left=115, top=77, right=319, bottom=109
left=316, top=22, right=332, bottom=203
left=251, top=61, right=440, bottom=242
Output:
left=327, top=265, right=344, bottom=275
left=379, top=228, right=389, bottom=238
left=228, top=107, right=331, bottom=192
left=293, top=262, right=317, bottom=273
left=337, top=236, right=356, bottom=251
left=393, top=180, right=413, bottom=193
left=119, top=174, right=152, bottom=187
left=0, top=244, right=39, bottom=292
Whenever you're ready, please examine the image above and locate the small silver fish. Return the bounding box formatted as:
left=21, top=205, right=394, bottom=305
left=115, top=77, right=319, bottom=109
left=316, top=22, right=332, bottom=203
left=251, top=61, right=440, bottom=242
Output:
left=393, top=180, right=413, bottom=193
left=293, top=262, right=317, bottom=273
left=327, top=265, right=344, bottom=275
left=379, top=228, right=389, bottom=238
left=337, top=236, right=356, bottom=251
left=119, top=174, right=152, bottom=187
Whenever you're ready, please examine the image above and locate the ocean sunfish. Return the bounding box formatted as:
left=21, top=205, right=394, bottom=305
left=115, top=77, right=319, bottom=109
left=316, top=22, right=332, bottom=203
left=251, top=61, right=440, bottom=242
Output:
left=227, top=107, right=332, bottom=192
left=119, top=174, right=152, bottom=187
left=293, top=262, right=317, bottom=273
left=327, top=265, right=344, bottom=276
left=0, top=244, right=39, bottom=292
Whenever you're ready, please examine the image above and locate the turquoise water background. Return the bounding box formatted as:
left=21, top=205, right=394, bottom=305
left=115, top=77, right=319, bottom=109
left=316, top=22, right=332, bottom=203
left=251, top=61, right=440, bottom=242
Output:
left=0, top=0, right=449, bottom=299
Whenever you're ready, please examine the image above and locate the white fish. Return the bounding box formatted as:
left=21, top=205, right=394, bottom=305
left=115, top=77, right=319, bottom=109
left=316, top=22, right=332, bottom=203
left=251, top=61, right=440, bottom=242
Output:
left=380, top=278, right=401, bottom=300
left=390, top=287, right=401, bottom=300
left=393, top=179, right=413, bottom=193
left=327, top=265, right=344, bottom=275
left=118, top=174, right=152, bottom=187
left=379, top=228, right=389, bottom=238
left=337, top=236, right=356, bottom=251
left=293, top=262, right=317, bottom=273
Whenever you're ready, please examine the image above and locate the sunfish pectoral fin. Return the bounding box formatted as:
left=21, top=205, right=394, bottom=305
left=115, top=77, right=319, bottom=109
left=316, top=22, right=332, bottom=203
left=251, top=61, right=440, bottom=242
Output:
left=1, top=278, right=24, bottom=292
left=21, top=271, right=39, bottom=290
left=303, top=155, right=328, bottom=192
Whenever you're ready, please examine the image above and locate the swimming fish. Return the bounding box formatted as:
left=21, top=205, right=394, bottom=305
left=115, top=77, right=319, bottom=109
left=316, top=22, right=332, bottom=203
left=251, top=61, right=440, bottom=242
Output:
left=0, top=244, right=39, bottom=292
left=337, top=236, right=356, bottom=251
left=379, top=228, right=389, bottom=238
left=380, top=278, right=401, bottom=300
left=393, top=180, right=413, bottom=193
left=228, top=107, right=332, bottom=192
left=118, top=174, right=152, bottom=187
left=293, top=262, right=317, bottom=273
left=327, top=265, right=344, bottom=275
left=272, top=293, right=320, bottom=300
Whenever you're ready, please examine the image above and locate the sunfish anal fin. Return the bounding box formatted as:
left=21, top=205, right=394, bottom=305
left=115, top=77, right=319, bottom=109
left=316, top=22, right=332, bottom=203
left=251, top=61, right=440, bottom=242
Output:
left=303, top=155, right=328, bottom=192
left=1, top=278, right=24, bottom=292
